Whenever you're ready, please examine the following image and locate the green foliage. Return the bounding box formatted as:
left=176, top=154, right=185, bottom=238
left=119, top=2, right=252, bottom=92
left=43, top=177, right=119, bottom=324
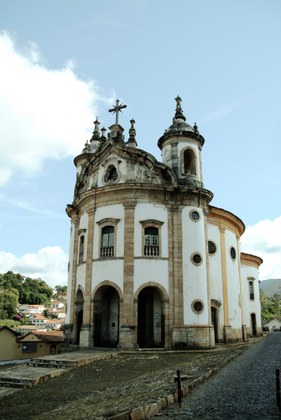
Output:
left=0, top=319, right=21, bottom=328
left=260, top=290, right=281, bottom=320
left=0, top=271, right=54, bottom=319
left=0, top=289, right=18, bottom=319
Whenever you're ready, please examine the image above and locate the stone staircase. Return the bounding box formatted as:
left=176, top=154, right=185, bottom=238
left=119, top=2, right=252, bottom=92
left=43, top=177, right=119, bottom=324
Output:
left=0, top=351, right=116, bottom=397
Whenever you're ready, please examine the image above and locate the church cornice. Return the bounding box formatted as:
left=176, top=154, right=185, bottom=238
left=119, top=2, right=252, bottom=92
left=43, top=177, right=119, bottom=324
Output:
left=208, top=205, right=245, bottom=237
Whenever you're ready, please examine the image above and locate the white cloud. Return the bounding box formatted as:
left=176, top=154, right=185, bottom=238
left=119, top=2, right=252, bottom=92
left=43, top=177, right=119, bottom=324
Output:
left=0, top=30, right=113, bottom=186
left=0, top=246, right=68, bottom=288
left=241, top=216, right=281, bottom=280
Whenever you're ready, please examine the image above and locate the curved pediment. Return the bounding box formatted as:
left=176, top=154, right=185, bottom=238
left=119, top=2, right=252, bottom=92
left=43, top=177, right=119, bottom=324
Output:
left=73, top=141, right=176, bottom=200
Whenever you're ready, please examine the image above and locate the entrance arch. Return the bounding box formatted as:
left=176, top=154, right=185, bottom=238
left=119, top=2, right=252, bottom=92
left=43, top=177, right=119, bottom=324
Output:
left=93, top=285, right=120, bottom=348
left=137, top=286, right=164, bottom=348
left=74, top=289, right=84, bottom=345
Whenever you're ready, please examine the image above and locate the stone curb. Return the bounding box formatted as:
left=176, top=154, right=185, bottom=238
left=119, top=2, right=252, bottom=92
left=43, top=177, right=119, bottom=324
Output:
left=107, top=349, right=245, bottom=420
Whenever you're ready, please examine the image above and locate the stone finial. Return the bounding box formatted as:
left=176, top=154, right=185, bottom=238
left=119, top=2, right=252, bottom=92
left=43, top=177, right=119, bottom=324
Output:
left=100, top=126, right=107, bottom=141
left=193, top=122, right=199, bottom=133
left=82, top=140, right=90, bottom=153
left=174, top=95, right=186, bottom=121
left=91, top=117, right=100, bottom=141
left=128, top=118, right=137, bottom=147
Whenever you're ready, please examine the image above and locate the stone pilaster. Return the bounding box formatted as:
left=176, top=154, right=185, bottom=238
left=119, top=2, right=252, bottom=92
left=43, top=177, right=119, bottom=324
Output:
left=81, top=206, right=95, bottom=347
left=119, top=202, right=136, bottom=349
left=220, top=226, right=231, bottom=342
left=168, top=205, right=183, bottom=328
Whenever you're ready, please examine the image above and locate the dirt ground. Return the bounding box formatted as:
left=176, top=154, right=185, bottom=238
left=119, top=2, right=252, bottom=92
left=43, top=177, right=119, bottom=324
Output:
left=0, top=345, right=252, bottom=419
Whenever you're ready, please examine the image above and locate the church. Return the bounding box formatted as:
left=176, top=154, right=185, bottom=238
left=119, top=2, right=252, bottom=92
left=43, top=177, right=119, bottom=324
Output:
left=64, top=96, right=262, bottom=349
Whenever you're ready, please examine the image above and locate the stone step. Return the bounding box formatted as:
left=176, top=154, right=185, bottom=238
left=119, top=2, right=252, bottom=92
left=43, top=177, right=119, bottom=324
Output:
left=28, top=359, right=77, bottom=369
left=0, top=377, right=33, bottom=388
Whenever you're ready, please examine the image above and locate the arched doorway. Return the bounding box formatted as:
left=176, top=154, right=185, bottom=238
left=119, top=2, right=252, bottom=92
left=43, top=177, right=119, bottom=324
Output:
left=211, top=306, right=219, bottom=343
left=251, top=313, right=257, bottom=336
left=137, top=287, right=164, bottom=348
left=94, top=286, right=120, bottom=348
left=75, top=289, right=84, bottom=345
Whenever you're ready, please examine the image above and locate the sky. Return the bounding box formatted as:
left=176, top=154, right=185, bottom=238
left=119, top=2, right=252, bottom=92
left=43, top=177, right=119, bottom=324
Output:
left=0, top=0, right=281, bottom=288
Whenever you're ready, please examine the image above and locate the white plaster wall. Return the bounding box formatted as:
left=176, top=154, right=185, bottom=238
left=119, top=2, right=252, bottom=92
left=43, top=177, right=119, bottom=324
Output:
left=207, top=223, right=223, bottom=302
left=92, top=260, right=124, bottom=293
left=93, top=205, right=124, bottom=258
left=225, top=230, right=242, bottom=329
left=76, top=264, right=86, bottom=291
left=134, top=260, right=169, bottom=294
left=240, top=264, right=261, bottom=329
left=182, top=207, right=208, bottom=325
left=79, top=212, right=88, bottom=230
left=134, top=203, right=168, bottom=258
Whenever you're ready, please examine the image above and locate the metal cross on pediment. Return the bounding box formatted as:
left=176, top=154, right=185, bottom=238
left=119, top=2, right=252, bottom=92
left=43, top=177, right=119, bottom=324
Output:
left=108, top=99, right=127, bottom=125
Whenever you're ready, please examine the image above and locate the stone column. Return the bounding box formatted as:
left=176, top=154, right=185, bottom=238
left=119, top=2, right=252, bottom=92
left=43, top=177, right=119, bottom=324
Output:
left=119, top=202, right=136, bottom=349
left=80, top=206, right=95, bottom=347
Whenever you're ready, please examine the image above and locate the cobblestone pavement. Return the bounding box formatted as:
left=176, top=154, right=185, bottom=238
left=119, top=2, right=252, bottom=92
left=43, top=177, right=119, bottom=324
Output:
left=153, top=333, right=281, bottom=419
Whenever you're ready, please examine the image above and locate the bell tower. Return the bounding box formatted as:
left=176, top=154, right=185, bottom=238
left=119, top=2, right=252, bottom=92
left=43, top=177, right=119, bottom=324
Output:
left=158, top=96, right=205, bottom=188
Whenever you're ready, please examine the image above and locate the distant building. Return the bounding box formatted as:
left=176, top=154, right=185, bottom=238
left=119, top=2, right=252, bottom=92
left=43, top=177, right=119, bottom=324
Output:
left=18, top=304, right=45, bottom=315
left=0, top=326, right=20, bottom=361
left=0, top=327, right=63, bottom=361
left=65, top=97, right=263, bottom=350
left=29, top=314, right=48, bottom=327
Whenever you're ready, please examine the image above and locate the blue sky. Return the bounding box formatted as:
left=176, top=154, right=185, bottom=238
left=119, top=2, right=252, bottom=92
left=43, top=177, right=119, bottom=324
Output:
left=0, top=0, right=281, bottom=287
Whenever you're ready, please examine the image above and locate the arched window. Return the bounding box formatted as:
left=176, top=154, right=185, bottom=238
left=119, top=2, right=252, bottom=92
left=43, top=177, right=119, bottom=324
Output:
left=101, top=226, right=114, bottom=257
left=183, top=149, right=196, bottom=175
left=144, top=226, right=159, bottom=256
left=249, top=281, right=255, bottom=300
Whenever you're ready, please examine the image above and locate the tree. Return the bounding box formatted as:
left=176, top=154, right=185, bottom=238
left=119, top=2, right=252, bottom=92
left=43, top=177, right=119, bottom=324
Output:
left=0, top=289, right=18, bottom=319
left=0, top=271, right=54, bottom=318
left=260, top=290, right=281, bottom=320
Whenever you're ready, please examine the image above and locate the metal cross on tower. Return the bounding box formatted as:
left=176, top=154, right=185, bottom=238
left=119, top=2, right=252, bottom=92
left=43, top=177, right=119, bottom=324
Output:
left=108, top=99, right=127, bottom=124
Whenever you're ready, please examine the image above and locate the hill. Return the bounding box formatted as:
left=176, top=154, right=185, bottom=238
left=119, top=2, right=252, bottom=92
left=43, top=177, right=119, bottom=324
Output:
left=260, top=279, right=281, bottom=297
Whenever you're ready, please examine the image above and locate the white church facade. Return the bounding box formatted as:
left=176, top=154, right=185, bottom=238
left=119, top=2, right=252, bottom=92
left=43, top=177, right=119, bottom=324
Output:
left=64, top=97, right=262, bottom=349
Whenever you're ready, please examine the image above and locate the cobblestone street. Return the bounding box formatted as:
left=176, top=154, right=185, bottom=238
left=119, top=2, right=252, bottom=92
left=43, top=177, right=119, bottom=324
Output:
left=153, top=333, right=281, bottom=419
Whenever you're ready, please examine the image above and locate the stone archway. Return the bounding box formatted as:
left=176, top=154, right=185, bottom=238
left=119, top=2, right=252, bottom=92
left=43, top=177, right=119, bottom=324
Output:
left=74, top=289, right=84, bottom=345
left=93, top=286, right=120, bottom=348
left=137, top=286, right=164, bottom=348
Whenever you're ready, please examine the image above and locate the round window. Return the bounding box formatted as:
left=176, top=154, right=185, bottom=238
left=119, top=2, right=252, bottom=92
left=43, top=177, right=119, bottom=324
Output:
left=192, top=300, right=204, bottom=313
left=208, top=241, right=216, bottom=255
left=230, top=247, right=236, bottom=260
left=190, top=210, right=200, bottom=221
left=191, top=253, right=202, bottom=265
